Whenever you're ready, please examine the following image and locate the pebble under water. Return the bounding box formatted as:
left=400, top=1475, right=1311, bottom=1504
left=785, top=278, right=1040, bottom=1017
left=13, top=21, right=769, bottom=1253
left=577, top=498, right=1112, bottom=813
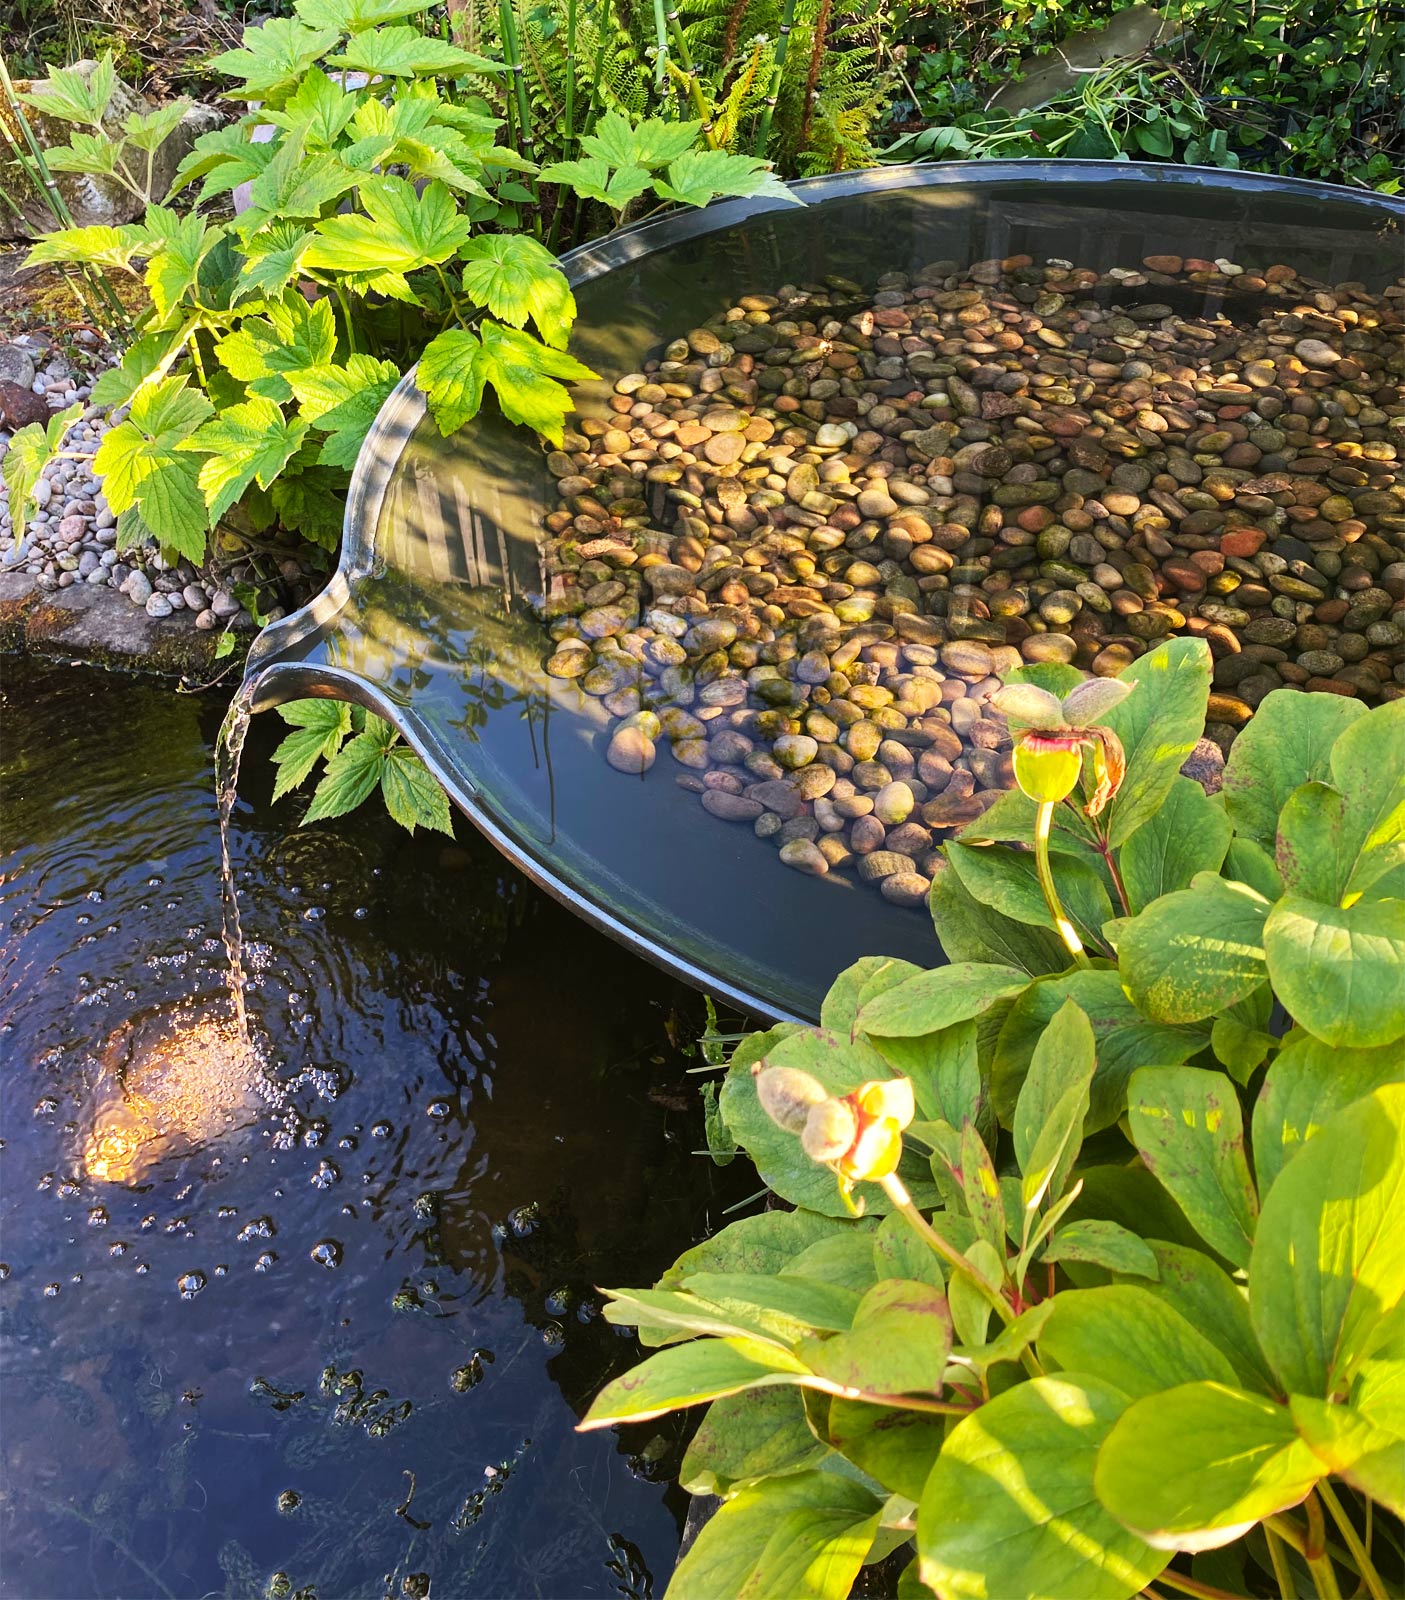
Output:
left=0, top=660, right=743, bottom=1600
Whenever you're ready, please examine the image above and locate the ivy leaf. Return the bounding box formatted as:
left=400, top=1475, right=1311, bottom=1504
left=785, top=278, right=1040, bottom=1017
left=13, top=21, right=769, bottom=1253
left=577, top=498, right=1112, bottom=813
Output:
left=25, top=224, right=147, bottom=273
left=0, top=402, right=82, bottom=548
left=418, top=321, right=595, bottom=445
left=653, top=148, right=799, bottom=208
left=379, top=744, right=453, bottom=835
left=459, top=234, right=575, bottom=349
left=537, top=156, right=651, bottom=210
left=303, top=176, right=470, bottom=275
left=579, top=109, right=700, bottom=168
left=208, top=20, right=343, bottom=104
left=328, top=26, right=503, bottom=77
left=271, top=699, right=353, bottom=800
left=93, top=377, right=213, bottom=513
left=270, top=465, right=347, bottom=548
left=178, top=398, right=309, bottom=523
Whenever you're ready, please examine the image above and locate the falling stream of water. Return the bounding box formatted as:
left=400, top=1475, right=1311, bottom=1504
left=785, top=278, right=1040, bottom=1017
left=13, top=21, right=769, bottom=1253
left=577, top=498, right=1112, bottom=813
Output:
left=214, top=680, right=257, bottom=1045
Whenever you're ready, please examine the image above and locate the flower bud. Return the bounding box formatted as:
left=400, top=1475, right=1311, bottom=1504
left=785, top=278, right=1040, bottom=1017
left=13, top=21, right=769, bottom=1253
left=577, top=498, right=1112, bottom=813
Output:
left=1060, top=676, right=1133, bottom=729
left=840, top=1117, right=904, bottom=1182
left=1013, top=733, right=1084, bottom=804
left=753, top=1065, right=828, bottom=1134
left=989, top=683, right=1064, bottom=730
left=854, top=1078, right=916, bottom=1127
left=802, top=1098, right=860, bottom=1164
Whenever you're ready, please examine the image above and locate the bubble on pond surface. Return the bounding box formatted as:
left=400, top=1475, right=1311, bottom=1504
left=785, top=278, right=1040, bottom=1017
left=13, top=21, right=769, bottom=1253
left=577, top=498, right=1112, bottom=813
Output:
left=310, top=1239, right=342, bottom=1269
left=310, top=1160, right=339, bottom=1190
left=254, top=1252, right=277, bottom=1272
left=238, top=1216, right=275, bottom=1242
left=87, top=1206, right=108, bottom=1226
left=177, top=1270, right=207, bottom=1299
left=426, top=1100, right=452, bottom=1121
left=370, top=1120, right=392, bottom=1140
left=108, top=1241, right=127, bottom=1257
left=33, top=1098, right=58, bottom=1117
left=0, top=1264, right=8, bottom=1280
left=276, top=1489, right=302, bottom=1515
left=43, top=1283, right=59, bottom=1297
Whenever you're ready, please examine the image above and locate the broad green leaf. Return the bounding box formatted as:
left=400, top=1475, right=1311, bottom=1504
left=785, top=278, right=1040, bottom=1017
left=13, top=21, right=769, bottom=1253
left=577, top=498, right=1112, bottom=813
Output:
left=927, top=855, right=1071, bottom=977
left=1066, top=1165, right=1206, bottom=1254
left=238, top=137, right=358, bottom=231
left=379, top=744, right=452, bottom=835
left=1253, top=1032, right=1405, bottom=1199
left=1038, top=1285, right=1237, bottom=1399
left=918, top=1375, right=1167, bottom=1599
left=1015, top=998, right=1096, bottom=1209
left=1223, top=836, right=1283, bottom=901
left=329, top=27, right=503, bottom=78
left=179, top=399, right=309, bottom=524
left=798, top=1280, right=952, bottom=1397
left=1097, top=637, right=1213, bottom=848
left=208, top=20, right=343, bottom=104
left=1120, top=775, right=1232, bottom=913
left=44, top=131, right=119, bottom=178
left=1320, top=699, right=1405, bottom=899
left=821, top=957, right=918, bottom=1040
left=294, top=0, right=431, bottom=32
left=668, top=1470, right=882, bottom=1600
left=93, top=376, right=213, bottom=512
left=718, top=1027, right=898, bottom=1216
left=17, top=52, right=118, bottom=123
left=787, top=1231, right=883, bottom=1296
left=303, top=176, right=471, bottom=274
left=141, top=209, right=221, bottom=322
left=684, top=1273, right=862, bottom=1334
left=302, top=727, right=386, bottom=822
left=0, top=403, right=81, bottom=548
left=283, top=353, right=399, bottom=421
left=1132, top=1240, right=1275, bottom=1393
left=271, top=699, right=352, bottom=800
left=659, top=1205, right=854, bottom=1289
left=415, top=328, right=484, bottom=434
left=603, top=1284, right=813, bottom=1349
left=1209, top=995, right=1275, bottom=1085
left=992, top=969, right=1210, bottom=1134
left=262, top=66, right=362, bottom=146
left=856, top=962, right=1027, bottom=1038
left=946, top=841, right=1113, bottom=951
left=135, top=457, right=208, bottom=559
left=959, top=1120, right=1006, bottom=1256
left=216, top=295, right=337, bottom=394
left=1127, top=1067, right=1258, bottom=1270
left=580, top=1337, right=809, bottom=1428
left=122, top=102, right=188, bottom=156
left=26, top=223, right=146, bottom=273
left=827, top=1397, right=945, bottom=1500
left=1263, top=893, right=1405, bottom=1049
left=1110, top=873, right=1269, bottom=1024
left=680, top=1387, right=829, bottom=1496
left=538, top=156, right=652, bottom=209
left=234, top=223, right=314, bottom=303
left=1250, top=1084, right=1405, bottom=1399
left=1223, top=687, right=1367, bottom=851
left=460, top=321, right=593, bottom=444
left=1289, top=1394, right=1405, bottom=1515
left=270, top=466, right=346, bottom=548
left=948, top=1240, right=1002, bottom=1350
left=872, top=1018, right=983, bottom=1133
left=872, top=1211, right=946, bottom=1292
left=1043, top=1219, right=1159, bottom=1279
left=652, top=147, right=799, bottom=208
left=1094, top=1382, right=1325, bottom=1550
left=459, top=234, right=575, bottom=350
left=169, top=123, right=276, bottom=203
left=579, top=109, right=700, bottom=168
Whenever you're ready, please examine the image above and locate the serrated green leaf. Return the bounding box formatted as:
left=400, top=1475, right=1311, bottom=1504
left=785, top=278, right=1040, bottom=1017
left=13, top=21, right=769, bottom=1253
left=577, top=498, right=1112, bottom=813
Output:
left=122, top=102, right=188, bottom=156
left=329, top=26, right=503, bottom=77
left=578, top=109, right=700, bottom=168
left=271, top=698, right=353, bottom=801
left=415, top=328, right=484, bottom=434
left=238, top=134, right=359, bottom=232
left=269, top=465, right=347, bottom=547
left=1, top=403, right=83, bottom=548
left=303, top=176, right=470, bottom=275
left=302, top=728, right=385, bottom=822
left=418, top=321, right=594, bottom=445
left=234, top=223, right=314, bottom=303
left=136, top=456, right=209, bottom=560
left=652, top=147, right=799, bottom=208
left=92, top=377, right=212, bottom=514
left=294, top=0, right=430, bottom=28
left=379, top=744, right=453, bottom=835
left=169, top=123, right=275, bottom=203
left=140, top=208, right=221, bottom=321
left=44, top=131, right=120, bottom=179
left=179, top=398, right=309, bottom=523
left=538, top=155, right=652, bottom=209
left=17, top=53, right=118, bottom=124
left=459, top=234, right=575, bottom=350
left=262, top=66, right=362, bottom=147
left=25, top=223, right=147, bottom=273
left=209, top=20, right=343, bottom=104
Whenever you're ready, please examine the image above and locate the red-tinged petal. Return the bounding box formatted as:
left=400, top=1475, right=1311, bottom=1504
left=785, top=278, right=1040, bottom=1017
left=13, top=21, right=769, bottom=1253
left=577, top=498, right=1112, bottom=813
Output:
left=855, top=1077, right=915, bottom=1129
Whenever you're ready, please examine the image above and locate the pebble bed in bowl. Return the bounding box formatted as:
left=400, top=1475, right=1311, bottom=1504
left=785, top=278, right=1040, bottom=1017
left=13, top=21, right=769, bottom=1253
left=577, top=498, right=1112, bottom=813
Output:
left=537, top=248, right=1404, bottom=909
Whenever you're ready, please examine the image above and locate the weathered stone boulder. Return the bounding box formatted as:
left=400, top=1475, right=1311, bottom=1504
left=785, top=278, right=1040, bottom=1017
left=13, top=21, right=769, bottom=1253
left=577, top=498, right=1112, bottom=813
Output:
left=0, top=60, right=222, bottom=240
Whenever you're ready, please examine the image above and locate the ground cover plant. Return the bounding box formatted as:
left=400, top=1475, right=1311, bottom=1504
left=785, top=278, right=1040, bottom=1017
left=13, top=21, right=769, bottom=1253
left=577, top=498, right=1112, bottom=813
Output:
left=584, top=635, right=1405, bottom=1598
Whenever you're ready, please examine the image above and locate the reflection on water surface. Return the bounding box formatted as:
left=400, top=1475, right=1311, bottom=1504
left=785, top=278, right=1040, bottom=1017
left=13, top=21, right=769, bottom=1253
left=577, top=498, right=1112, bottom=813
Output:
left=0, top=661, right=741, bottom=1599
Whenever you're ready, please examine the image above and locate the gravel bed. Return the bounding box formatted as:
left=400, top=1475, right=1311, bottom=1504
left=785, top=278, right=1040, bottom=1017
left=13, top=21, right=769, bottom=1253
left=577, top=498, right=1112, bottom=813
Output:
left=537, top=249, right=1405, bottom=907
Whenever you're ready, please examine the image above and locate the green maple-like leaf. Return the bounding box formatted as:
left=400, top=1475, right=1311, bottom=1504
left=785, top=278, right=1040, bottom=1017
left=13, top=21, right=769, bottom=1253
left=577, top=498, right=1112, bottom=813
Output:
left=136, top=458, right=209, bottom=561
left=651, top=148, right=798, bottom=208
left=263, top=67, right=362, bottom=148
left=215, top=295, right=338, bottom=399
left=303, top=176, right=470, bottom=275
left=538, top=156, right=651, bottom=210
left=1, top=402, right=83, bottom=548
left=328, top=26, right=503, bottom=78
left=380, top=743, right=453, bottom=835
left=179, top=397, right=310, bottom=523
left=16, top=53, right=118, bottom=124
left=44, top=131, right=119, bottom=179
left=237, top=133, right=359, bottom=231
left=294, top=0, right=431, bottom=29
left=234, top=223, right=314, bottom=303
left=270, top=466, right=348, bottom=547
left=285, top=353, right=400, bottom=468
left=272, top=698, right=353, bottom=799
left=580, top=110, right=701, bottom=169
left=122, top=102, right=188, bottom=156
left=459, top=234, right=575, bottom=350
left=25, top=224, right=146, bottom=273
left=138, top=206, right=222, bottom=322
left=417, top=321, right=595, bottom=444
left=208, top=19, right=343, bottom=105
left=93, top=376, right=213, bottom=513
left=168, top=124, right=276, bottom=203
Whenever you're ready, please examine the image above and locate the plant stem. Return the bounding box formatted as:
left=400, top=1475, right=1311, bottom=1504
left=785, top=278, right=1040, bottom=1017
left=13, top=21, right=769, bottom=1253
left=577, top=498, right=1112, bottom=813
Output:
left=563, top=0, right=578, bottom=153
left=664, top=9, right=717, bottom=141
left=752, top=0, right=797, bottom=157
left=1034, top=801, right=1092, bottom=968
left=1150, top=1570, right=1250, bottom=1600
left=1264, top=1524, right=1297, bottom=1600
left=650, top=0, right=669, bottom=92
left=1316, top=1482, right=1387, bottom=1600
left=1304, top=1491, right=1343, bottom=1600
left=880, top=1172, right=1015, bottom=1328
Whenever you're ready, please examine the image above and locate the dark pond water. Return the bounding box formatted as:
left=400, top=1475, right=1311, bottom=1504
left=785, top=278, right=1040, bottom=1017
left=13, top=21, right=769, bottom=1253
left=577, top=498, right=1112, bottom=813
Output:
left=0, top=659, right=746, bottom=1600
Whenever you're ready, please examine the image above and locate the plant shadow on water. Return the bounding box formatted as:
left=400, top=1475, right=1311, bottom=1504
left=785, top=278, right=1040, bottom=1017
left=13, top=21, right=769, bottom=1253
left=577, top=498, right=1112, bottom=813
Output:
left=0, top=661, right=750, bottom=1600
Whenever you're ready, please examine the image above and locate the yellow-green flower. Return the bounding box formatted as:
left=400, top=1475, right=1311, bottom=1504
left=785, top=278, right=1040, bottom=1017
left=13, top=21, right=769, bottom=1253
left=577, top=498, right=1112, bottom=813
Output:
left=992, top=677, right=1132, bottom=817
left=753, top=1065, right=915, bottom=1201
